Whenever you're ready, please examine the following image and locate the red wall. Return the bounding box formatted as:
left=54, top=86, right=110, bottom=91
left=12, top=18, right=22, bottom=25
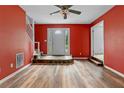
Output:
left=91, top=6, right=124, bottom=74
left=0, top=6, right=33, bottom=80
left=35, top=24, right=91, bottom=57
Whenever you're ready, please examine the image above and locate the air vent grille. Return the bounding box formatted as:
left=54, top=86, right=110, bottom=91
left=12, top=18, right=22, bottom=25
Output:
left=16, top=53, right=24, bottom=69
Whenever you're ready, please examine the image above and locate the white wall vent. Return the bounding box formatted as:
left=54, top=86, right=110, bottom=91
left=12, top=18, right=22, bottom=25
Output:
left=16, top=52, right=24, bottom=69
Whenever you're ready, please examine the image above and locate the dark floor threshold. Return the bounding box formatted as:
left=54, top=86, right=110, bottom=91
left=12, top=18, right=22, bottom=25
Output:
left=92, top=56, right=103, bottom=63
left=88, top=57, right=103, bottom=66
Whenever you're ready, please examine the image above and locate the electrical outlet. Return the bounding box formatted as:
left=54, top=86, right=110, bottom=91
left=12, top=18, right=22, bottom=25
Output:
left=80, top=52, right=82, bottom=55
left=10, top=63, right=14, bottom=68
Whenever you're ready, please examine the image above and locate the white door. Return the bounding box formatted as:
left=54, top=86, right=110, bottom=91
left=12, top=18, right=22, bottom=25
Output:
left=93, top=26, right=104, bottom=55
left=47, top=28, right=70, bottom=56
left=52, top=30, right=65, bottom=55
left=91, top=20, right=104, bottom=62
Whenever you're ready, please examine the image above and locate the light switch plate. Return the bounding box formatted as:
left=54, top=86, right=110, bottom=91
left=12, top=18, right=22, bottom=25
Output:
left=44, top=40, right=47, bottom=42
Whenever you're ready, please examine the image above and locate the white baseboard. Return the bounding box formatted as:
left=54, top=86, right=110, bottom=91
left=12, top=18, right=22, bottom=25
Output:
left=73, top=57, right=89, bottom=60
left=0, top=63, right=31, bottom=85
left=104, top=65, right=124, bottom=78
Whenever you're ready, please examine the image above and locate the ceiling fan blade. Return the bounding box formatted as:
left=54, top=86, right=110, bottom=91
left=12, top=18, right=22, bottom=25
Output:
left=64, top=13, right=67, bottom=19
left=50, top=10, right=60, bottom=15
left=55, top=5, right=72, bottom=9
left=69, top=9, right=81, bottom=15
left=63, top=5, right=73, bottom=9
left=54, top=5, right=63, bottom=9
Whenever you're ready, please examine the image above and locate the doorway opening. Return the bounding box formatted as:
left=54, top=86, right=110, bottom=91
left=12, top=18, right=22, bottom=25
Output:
left=47, top=28, right=70, bottom=56
left=91, top=21, right=104, bottom=63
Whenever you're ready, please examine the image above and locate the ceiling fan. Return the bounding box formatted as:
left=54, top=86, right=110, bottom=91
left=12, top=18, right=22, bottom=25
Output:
left=50, top=5, right=81, bottom=19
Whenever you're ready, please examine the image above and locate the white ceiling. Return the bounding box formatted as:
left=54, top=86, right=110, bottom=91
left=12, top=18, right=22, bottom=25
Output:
left=21, top=5, right=114, bottom=24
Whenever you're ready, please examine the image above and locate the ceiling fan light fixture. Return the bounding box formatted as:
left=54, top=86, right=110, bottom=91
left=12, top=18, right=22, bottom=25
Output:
left=50, top=5, right=81, bottom=19
left=64, top=9, right=69, bottom=14
left=60, top=10, right=69, bottom=17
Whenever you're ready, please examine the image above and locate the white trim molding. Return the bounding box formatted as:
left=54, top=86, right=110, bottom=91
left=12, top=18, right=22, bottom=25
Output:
left=104, top=65, right=124, bottom=78
left=0, top=63, right=31, bottom=85
left=73, top=57, right=89, bottom=60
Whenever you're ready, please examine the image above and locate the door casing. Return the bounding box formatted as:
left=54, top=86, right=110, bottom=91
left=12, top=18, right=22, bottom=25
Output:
left=91, top=20, right=104, bottom=63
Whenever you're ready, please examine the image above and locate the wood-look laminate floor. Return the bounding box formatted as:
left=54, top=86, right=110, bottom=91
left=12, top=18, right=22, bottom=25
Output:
left=0, top=60, right=124, bottom=88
